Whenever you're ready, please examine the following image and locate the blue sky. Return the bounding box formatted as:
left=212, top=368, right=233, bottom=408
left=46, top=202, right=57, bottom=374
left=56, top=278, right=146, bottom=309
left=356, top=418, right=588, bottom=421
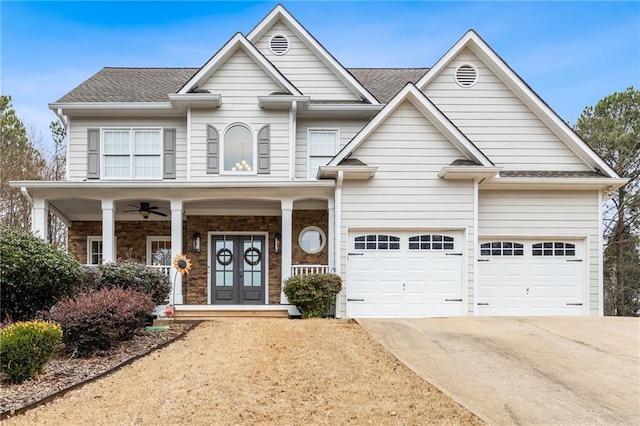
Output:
left=1, top=1, right=639, bottom=154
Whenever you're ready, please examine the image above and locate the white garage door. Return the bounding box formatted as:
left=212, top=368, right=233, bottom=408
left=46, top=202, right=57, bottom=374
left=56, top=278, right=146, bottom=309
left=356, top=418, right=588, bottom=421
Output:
left=347, top=231, right=464, bottom=318
left=477, top=240, right=585, bottom=316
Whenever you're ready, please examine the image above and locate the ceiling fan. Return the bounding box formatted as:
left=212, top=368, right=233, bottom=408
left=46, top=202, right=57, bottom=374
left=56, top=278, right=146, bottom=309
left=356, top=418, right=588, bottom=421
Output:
left=124, top=202, right=168, bottom=219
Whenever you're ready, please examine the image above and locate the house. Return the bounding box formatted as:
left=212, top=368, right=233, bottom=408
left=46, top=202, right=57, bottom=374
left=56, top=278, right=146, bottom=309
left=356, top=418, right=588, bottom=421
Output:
left=12, top=5, right=627, bottom=318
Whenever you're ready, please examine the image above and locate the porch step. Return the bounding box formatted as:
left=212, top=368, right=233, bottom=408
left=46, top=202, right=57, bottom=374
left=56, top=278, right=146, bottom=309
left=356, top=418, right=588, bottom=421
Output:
left=173, top=308, right=289, bottom=320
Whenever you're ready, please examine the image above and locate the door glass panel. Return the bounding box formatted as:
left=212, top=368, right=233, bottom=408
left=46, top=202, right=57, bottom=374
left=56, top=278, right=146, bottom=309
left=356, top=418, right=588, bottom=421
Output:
left=215, top=238, right=234, bottom=287
left=243, top=238, right=263, bottom=287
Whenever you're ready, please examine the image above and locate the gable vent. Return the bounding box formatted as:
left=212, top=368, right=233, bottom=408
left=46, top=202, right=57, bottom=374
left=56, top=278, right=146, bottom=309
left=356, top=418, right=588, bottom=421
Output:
left=269, top=35, right=290, bottom=55
left=455, top=64, right=478, bottom=87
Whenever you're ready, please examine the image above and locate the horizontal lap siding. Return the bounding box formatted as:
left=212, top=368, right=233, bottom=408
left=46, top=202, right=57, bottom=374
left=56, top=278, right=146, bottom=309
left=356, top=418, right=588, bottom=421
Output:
left=192, top=49, right=289, bottom=178
left=68, top=117, right=187, bottom=180
left=478, top=189, right=600, bottom=314
left=255, top=21, right=359, bottom=101
left=423, top=48, right=590, bottom=171
left=339, top=101, right=475, bottom=315
left=295, top=118, right=369, bottom=179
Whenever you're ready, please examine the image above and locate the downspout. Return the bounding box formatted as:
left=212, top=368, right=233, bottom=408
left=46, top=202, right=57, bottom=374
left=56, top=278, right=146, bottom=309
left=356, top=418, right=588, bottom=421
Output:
left=334, top=170, right=344, bottom=318
left=472, top=179, right=479, bottom=317
left=597, top=189, right=603, bottom=316
left=55, top=108, right=70, bottom=180
left=187, top=107, right=192, bottom=180
left=289, top=101, right=297, bottom=180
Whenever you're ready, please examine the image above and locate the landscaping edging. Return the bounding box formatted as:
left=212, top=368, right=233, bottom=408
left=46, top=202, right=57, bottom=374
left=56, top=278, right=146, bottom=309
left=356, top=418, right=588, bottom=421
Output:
left=1, top=322, right=199, bottom=421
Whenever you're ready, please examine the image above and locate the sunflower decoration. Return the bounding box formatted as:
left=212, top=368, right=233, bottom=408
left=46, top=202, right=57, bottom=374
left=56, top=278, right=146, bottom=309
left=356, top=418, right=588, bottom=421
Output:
left=172, top=254, right=192, bottom=276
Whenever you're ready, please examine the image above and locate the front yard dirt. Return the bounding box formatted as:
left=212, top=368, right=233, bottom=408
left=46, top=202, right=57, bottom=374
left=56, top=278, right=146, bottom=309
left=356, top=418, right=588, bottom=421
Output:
left=2, top=319, right=484, bottom=425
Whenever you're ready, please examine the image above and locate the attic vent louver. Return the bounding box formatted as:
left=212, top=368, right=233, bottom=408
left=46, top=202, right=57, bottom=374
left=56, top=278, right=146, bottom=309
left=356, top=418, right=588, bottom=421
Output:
left=269, top=35, right=290, bottom=55
left=455, top=64, right=478, bottom=87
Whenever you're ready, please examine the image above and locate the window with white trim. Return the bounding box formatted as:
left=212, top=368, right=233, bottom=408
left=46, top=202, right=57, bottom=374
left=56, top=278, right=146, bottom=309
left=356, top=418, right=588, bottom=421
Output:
left=299, top=226, right=326, bottom=254
left=103, top=128, right=162, bottom=178
left=532, top=242, right=576, bottom=256
left=354, top=235, right=400, bottom=250
left=409, top=235, right=454, bottom=250
left=480, top=242, right=524, bottom=256
left=87, top=236, right=103, bottom=265
left=223, top=124, right=255, bottom=173
left=147, top=237, right=172, bottom=265
left=308, top=129, right=338, bottom=179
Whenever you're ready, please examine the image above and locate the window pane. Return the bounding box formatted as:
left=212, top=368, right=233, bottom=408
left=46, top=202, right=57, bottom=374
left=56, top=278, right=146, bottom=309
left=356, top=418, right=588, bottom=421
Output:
left=103, top=131, right=130, bottom=154
left=134, top=155, right=160, bottom=178
left=224, top=125, right=253, bottom=171
left=309, top=131, right=337, bottom=155
left=134, top=131, right=161, bottom=155
left=104, top=156, right=130, bottom=177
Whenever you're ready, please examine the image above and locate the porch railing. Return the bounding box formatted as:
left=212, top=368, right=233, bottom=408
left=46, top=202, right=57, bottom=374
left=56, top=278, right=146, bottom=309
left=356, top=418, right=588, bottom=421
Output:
left=148, top=265, right=171, bottom=276
left=291, top=264, right=330, bottom=276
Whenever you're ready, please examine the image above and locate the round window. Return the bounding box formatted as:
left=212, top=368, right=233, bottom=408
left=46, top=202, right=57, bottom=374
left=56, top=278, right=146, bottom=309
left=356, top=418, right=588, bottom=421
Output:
left=299, top=226, right=326, bottom=254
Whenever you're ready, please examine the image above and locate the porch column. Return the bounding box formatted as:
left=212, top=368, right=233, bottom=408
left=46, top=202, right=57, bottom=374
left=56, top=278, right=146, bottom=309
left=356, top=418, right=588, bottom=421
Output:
left=280, top=198, right=293, bottom=304
left=170, top=199, right=184, bottom=305
left=328, top=197, right=335, bottom=273
left=32, top=198, right=49, bottom=241
left=101, top=199, right=115, bottom=263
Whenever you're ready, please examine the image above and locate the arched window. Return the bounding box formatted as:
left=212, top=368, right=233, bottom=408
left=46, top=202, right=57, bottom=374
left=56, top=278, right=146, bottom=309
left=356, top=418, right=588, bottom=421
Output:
left=223, top=124, right=254, bottom=172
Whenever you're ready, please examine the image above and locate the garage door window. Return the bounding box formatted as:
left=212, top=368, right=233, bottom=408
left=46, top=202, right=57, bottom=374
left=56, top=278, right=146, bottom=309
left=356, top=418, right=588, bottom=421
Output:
left=409, top=235, right=454, bottom=250
left=532, top=242, right=576, bottom=256
left=354, top=235, right=400, bottom=250
left=480, top=242, right=524, bottom=256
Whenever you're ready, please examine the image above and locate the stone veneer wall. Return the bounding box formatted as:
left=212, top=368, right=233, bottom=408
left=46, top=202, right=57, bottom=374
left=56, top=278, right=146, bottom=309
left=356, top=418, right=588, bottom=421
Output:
left=68, top=210, right=328, bottom=306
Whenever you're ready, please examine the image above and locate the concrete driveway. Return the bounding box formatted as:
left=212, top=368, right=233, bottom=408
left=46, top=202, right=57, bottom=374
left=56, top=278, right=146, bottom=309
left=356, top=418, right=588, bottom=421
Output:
left=358, top=317, right=640, bottom=425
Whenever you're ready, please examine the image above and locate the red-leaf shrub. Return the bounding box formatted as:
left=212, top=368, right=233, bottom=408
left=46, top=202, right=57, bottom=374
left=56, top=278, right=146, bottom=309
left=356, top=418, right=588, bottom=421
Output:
left=49, top=288, right=154, bottom=357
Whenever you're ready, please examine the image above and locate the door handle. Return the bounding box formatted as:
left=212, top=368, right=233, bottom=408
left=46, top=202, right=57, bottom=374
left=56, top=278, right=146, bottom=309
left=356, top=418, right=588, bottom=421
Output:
left=445, top=298, right=463, bottom=302
left=347, top=298, right=364, bottom=302
left=477, top=302, right=489, bottom=306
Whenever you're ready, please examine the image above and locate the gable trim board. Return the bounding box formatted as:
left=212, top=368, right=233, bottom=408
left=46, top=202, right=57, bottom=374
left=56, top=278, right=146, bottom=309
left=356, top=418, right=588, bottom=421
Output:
left=247, top=4, right=379, bottom=104
left=329, top=83, right=494, bottom=169
left=178, top=32, right=302, bottom=97
left=416, top=30, right=620, bottom=179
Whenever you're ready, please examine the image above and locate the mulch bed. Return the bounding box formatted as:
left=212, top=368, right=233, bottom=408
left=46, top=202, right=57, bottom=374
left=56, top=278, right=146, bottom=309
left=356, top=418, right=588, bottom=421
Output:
left=0, top=323, right=192, bottom=418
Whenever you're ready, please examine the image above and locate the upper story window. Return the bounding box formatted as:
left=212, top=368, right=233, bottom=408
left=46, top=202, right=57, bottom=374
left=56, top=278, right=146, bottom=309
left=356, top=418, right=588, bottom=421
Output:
left=223, top=124, right=255, bottom=173
left=103, top=128, right=162, bottom=179
left=308, top=129, right=339, bottom=179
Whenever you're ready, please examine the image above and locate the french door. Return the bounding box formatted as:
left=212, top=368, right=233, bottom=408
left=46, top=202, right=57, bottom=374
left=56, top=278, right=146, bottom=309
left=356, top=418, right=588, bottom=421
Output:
left=211, top=235, right=266, bottom=304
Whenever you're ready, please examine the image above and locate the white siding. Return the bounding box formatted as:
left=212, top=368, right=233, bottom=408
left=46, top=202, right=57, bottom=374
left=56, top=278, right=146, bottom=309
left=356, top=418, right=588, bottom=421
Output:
left=67, top=117, right=187, bottom=181
left=295, top=118, right=369, bottom=179
left=191, top=48, right=290, bottom=178
left=338, top=101, right=476, bottom=316
left=478, top=189, right=601, bottom=315
left=423, top=48, right=590, bottom=172
left=254, top=21, right=360, bottom=101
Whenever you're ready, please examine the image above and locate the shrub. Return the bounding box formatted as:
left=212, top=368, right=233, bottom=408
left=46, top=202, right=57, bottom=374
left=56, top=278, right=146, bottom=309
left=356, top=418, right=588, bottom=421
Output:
left=283, top=273, right=342, bottom=319
left=49, top=288, right=154, bottom=357
left=0, top=321, right=63, bottom=383
left=0, top=227, right=83, bottom=321
left=98, top=261, right=171, bottom=304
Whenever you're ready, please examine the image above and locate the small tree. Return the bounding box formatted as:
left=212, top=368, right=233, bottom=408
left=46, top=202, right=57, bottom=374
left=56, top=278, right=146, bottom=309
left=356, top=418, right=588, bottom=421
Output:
left=284, top=273, right=342, bottom=319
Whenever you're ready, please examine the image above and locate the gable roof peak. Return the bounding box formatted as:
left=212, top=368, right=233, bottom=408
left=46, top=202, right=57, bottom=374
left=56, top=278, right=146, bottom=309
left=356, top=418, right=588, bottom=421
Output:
left=247, top=3, right=379, bottom=104
left=177, top=31, right=300, bottom=96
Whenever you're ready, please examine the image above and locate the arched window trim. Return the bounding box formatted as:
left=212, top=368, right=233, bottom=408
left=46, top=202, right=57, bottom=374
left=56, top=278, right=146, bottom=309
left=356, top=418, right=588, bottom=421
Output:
left=221, top=122, right=257, bottom=174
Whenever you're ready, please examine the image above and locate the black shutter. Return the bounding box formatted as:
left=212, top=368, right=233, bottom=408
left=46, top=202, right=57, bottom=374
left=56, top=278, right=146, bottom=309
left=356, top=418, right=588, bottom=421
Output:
left=87, top=129, right=100, bottom=179
left=163, top=128, right=177, bottom=179
left=257, top=125, right=270, bottom=174
left=206, top=125, right=220, bottom=174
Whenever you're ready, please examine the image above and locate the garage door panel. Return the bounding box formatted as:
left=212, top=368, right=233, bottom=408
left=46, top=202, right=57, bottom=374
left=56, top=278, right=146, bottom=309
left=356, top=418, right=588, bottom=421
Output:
left=478, top=239, right=585, bottom=316
left=347, top=231, right=463, bottom=318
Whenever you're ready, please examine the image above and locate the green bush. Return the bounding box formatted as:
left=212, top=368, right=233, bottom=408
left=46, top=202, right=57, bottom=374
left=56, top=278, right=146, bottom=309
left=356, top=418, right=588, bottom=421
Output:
left=98, top=261, right=171, bottom=304
left=49, top=287, right=154, bottom=357
left=0, top=227, right=82, bottom=321
left=283, top=273, right=342, bottom=319
left=0, top=321, right=63, bottom=383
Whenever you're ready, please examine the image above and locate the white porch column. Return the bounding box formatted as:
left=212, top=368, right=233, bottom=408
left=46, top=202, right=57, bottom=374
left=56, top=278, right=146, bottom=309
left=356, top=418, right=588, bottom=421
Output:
left=328, top=197, right=335, bottom=273
left=101, top=199, right=115, bottom=263
left=280, top=198, right=293, bottom=304
left=170, top=199, right=184, bottom=305
left=32, top=198, right=49, bottom=241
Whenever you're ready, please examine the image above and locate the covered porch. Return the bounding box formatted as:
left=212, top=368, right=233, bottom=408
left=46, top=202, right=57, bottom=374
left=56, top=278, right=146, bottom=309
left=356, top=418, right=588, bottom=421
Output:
left=17, top=181, right=337, bottom=315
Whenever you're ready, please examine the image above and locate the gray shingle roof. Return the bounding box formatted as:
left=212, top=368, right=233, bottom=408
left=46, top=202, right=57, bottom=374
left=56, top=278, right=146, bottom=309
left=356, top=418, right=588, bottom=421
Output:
left=56, top=68, right=199, bottom=103
left=348, top=68, right=429, bottom=103
left=54, top=67, right=429, bottom=104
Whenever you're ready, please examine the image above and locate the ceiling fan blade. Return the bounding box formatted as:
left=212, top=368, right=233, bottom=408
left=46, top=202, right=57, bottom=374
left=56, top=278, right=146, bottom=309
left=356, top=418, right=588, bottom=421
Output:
left=148, top=206, right=160, bottom=210
left=128, top=204, right=141, bottom=209
left=149, top=210, right=168, bottom=217
left=123, top=209, right=140, bottom=212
